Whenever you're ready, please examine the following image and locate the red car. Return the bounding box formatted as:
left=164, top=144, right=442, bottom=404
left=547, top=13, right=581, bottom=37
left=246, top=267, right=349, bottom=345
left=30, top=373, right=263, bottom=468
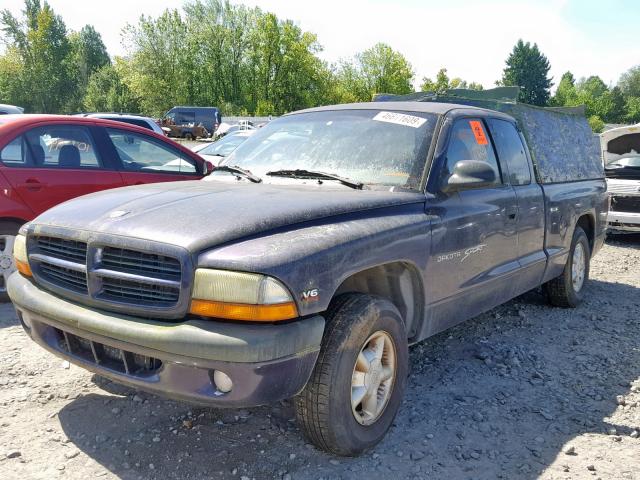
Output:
left=0, top=114, right=210, bottom=300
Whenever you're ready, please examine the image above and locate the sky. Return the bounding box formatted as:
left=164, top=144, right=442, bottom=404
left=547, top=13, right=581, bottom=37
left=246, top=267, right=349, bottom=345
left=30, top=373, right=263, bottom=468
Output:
left=2, top=0, right=639, bottom=90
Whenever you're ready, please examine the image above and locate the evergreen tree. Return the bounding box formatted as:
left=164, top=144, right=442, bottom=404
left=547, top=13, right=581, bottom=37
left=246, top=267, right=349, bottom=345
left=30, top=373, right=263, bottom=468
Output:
left=500, top=39, right=553, bottom=106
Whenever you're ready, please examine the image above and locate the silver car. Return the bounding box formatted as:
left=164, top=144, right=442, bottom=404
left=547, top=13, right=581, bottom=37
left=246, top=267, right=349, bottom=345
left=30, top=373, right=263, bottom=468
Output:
left=77, top=113, right=165, bottom=136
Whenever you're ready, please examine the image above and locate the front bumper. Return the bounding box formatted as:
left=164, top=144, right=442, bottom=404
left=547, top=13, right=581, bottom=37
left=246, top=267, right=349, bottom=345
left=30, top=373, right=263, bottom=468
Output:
left=608, top=211, right=640, bottom=232
left=8, top=273, right=325, bottom=407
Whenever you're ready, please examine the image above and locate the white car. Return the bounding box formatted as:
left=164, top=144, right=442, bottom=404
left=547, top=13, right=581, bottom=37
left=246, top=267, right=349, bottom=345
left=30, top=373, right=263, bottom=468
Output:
left=600, top=124, right=640, bottom=232
left=191, top=130, right=255, bottom=164
left=0, top=104, right=24, bottom=115
left=76, top=113, right=165, bottom=136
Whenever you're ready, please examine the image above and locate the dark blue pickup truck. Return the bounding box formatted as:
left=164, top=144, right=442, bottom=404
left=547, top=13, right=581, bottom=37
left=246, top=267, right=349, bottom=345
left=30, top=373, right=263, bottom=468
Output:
left=8, top=98, right=608, bottom=455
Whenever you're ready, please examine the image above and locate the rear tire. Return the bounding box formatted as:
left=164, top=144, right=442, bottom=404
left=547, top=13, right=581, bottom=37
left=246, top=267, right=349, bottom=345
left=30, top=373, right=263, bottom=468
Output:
left=294, top=294, right=408, bottom=456
left=544, top=226, right=590, bottom=308
left=0, top=223, right=21, bottom=303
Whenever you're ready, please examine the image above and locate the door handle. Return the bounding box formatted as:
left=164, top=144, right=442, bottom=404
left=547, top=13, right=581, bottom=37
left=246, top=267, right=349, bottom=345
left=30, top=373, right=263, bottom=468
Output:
left=20, top=178, right=44, bottom=191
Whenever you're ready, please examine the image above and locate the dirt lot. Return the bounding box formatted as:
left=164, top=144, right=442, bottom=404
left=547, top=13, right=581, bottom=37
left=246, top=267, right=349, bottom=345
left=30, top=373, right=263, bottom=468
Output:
left=1, top=235, right=639, bottom=480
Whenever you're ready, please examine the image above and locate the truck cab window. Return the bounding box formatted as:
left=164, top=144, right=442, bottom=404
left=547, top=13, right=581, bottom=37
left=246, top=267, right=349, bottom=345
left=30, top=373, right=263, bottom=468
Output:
left=488, top=119, right=531, bottom=185
left=445, top=118, right=501, bottom=185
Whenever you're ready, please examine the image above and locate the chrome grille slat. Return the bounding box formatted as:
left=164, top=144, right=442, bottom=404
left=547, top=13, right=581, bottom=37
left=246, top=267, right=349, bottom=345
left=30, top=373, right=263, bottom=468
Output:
left=30, top=235, right=184, bottom=311
left=36, top=236, right=87, bottom=262
left=101, top=277, right=179, bottom=304
left=102, top=247, right=181, bottom=279
left=40, top=263, right=88, bottom=293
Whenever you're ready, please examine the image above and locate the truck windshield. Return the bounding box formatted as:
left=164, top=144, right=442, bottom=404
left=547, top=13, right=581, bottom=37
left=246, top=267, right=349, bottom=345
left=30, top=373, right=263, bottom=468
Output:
left=211, top=109, right=438, bottom=190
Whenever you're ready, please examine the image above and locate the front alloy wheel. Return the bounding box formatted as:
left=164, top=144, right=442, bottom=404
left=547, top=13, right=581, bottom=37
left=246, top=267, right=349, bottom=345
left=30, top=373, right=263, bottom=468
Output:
left=351, top=331, right=396, bottom=426
left=295, top=294, right=408, bottom=456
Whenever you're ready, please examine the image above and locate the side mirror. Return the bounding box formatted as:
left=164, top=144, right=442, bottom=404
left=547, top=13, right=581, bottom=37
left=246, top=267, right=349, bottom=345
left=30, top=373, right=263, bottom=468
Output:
left=442, top=160, right=497, bottom=192
left=203, top=160, right=215, bottom=175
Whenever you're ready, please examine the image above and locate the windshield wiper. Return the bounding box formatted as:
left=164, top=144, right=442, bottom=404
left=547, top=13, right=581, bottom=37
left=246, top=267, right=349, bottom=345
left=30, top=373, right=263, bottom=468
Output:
left=266, top=169, right=363, bottom=190
left=213, top=165, right=262, bottom=183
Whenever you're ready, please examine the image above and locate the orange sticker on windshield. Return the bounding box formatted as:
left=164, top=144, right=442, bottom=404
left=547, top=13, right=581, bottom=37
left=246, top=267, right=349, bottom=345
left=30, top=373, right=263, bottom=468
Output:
left=469, top=120, right=488, bottom=145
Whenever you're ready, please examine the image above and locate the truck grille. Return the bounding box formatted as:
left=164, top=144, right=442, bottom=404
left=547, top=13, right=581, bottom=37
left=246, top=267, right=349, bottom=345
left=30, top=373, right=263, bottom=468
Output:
left=101, top=277, right=180, bottom=305
left=611, top=196, right=640, bottom=213
left=37, top=236, right=87, bottom=263
left=28, top=233, right=187, bottom=316
left=40, top=263, right=88, bottom=293
left=54, top=327, right=162, bottom=376
left=102, top=247, right=181, bottom=280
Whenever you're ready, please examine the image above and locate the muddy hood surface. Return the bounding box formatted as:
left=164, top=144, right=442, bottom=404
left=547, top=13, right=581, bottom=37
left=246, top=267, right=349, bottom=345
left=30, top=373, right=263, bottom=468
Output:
left=33, top=180, right=425, bottom=252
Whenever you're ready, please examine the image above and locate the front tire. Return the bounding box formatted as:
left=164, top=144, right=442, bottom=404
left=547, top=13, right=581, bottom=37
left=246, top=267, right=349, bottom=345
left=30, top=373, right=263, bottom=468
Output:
left=294, top=294, right=408, bottom=456
left=544, top=226, right=590, bottom=307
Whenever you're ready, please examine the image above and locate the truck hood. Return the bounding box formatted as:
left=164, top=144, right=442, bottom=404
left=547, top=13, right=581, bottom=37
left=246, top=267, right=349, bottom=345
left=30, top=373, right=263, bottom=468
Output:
left=33, top=180, right=425, bottom=252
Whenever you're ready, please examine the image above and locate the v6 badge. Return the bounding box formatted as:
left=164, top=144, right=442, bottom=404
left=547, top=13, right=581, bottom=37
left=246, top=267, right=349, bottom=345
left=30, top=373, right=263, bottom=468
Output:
left=301, top=288, right=319, bottom=302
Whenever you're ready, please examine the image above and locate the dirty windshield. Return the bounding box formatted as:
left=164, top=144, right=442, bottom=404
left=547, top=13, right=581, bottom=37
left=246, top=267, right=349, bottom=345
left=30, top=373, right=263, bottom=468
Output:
left=209, top=109, right=437, bottom=190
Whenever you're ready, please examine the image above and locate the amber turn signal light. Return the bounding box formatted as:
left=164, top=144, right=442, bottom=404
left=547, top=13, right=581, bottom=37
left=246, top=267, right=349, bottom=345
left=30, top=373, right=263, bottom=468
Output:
left=189, top=299, right=298, bottom=322
left=15, top=259, right=32, bottom=277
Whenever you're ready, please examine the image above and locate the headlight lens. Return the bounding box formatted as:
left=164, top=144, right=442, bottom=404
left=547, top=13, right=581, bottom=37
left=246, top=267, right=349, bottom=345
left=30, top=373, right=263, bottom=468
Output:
left=190, top=269, right=297, bottom=321
left=13, top=234, right=31, bottom=277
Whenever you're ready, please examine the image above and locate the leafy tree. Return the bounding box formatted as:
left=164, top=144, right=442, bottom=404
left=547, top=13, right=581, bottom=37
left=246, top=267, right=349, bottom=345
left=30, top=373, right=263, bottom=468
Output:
left=619, top=65, right=640, bottom=98
left=357, top=43, right=413, bottom=97
left=588, top=115, right=605, bottom=133
left=420, top=68, right=450, bottom=93
left=83, top=60, right=139, bottom=113
left=122, top=2, right=332, bottom=116
left=1, top=0, right=75, bottom=112
left=420, top=68, right=483, bottom=93
left=0, top=47, right=27, bottom=108
left=552, top=71, right=578, bottom=106
left=625, top=96, right=640, bottom=124
left=500, top=39, right=552, bottom=106
left=70, top=25, right=110, bottom=86
left=331, top=43, right=413, bottom=102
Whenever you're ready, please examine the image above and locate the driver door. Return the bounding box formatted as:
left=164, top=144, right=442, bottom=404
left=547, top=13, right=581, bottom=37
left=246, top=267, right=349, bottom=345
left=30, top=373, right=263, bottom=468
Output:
left=425, top=117, right=519, bottom=336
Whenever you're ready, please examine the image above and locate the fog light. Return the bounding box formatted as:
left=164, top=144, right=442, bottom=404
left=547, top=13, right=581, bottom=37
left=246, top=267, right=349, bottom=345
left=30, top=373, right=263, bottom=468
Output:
left=213, top=370, right=233, bottom=393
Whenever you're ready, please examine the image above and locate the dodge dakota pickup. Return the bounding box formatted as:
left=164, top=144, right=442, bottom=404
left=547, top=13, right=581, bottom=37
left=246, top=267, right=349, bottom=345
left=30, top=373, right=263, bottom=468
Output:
left=8, top=94, right=607, bottom=455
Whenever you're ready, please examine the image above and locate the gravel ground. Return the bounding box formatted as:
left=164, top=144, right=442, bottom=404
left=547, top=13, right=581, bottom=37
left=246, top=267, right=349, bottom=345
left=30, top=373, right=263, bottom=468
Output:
left=1, top=235, right=639, bottom=480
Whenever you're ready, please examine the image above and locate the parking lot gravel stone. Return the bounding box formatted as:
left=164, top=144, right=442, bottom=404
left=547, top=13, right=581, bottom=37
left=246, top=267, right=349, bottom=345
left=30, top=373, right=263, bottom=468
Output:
left=0, top=235, right=639, bottom=479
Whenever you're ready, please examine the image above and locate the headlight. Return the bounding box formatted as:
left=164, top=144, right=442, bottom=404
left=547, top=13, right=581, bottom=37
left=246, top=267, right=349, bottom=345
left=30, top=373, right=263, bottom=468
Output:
left=13, top=234, right=32, bottom=277
left=190, top=269, right=297, bottom=322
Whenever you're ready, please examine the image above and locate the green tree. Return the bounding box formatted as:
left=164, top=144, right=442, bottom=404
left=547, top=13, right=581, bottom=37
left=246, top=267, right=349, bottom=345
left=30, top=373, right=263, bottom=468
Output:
left=619, top=65, right=640, bottom=98
left=332, top=43, right=413, bottom=102
left=1, top=0, right=76, bottom=112
left=552, top=71, right=577, bottom=106
left=70, top=25, right=110, bottom=87
left=122, top=1, right=333, bottom=115
left=625, top=96, right=640, bottom=124
left=588, top=115, right=605, bottom=133
left=420, top=68, right=483, bottom=93
left=357, top=43, right=414, bottom=97
left=500, top=39, right=552, bottom=106
left=0, top=47, right=26, bottom=108
left=83, top=60, right=139, bottom=113
left=420, top=68, right=450, bottom=93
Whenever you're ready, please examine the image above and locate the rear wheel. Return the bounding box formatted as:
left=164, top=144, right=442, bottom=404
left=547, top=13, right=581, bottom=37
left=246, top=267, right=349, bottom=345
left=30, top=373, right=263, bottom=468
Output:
left=0, top=223, right=21, bottom=302
left=294, top=294, right=408, bottom=456
left=544, top=226, right=590, bottom=307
